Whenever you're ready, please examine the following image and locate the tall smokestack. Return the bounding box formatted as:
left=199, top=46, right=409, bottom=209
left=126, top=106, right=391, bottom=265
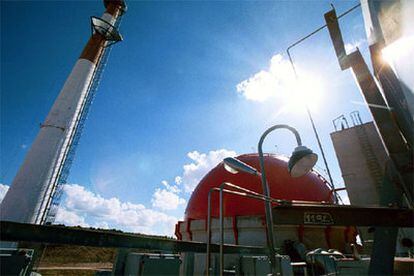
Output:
left=0, top=0, right=126, bottom=224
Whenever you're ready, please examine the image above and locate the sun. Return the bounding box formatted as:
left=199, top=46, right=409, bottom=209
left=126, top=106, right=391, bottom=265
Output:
left=282, top=74, right=324, bottom=114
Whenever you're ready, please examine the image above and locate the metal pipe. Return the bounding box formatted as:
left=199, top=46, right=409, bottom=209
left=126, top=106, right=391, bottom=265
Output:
left=258, top=141, right=277, bottom=275
left=219, top=186, right=224, bottom=276
left=206, top=188, right=214, bottom=275
left=286, top=3, right=360, bottom=55
left=306, top=107, right=337, bottom=193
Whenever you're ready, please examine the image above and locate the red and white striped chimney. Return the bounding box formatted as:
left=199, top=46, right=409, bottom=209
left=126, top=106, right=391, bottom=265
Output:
left=1, top=0, right=126, bottom=224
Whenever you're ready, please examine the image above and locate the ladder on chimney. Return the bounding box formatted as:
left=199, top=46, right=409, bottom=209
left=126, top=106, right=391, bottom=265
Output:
left=41, top=14, right=126, bottom=224
left=40, top=41, right=115, bottom=225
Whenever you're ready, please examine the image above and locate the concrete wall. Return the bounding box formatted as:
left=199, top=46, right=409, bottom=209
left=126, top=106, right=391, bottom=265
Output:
left=331, top=122, right=388, bottom=206
left=330, top=121, right=413, bottom=255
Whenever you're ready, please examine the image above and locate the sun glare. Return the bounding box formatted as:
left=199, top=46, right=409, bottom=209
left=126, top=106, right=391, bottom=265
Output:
left=382, top=36, right=414, bottom=64
left=282, top=74, right=324, bottom=114
left=237, top=54, right=325, bottom=117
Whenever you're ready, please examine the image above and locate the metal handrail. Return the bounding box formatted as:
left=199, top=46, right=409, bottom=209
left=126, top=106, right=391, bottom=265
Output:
left=205, top=181, right=345, bottom=275
left=206, top=182, right=280, bottom=276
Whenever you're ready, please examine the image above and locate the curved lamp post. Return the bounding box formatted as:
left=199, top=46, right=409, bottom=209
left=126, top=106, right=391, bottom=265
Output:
left=223, top=124, right=317, bottom=275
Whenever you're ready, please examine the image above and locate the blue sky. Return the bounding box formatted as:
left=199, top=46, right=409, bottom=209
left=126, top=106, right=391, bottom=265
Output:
left=1, top=0, right=373, bottom=235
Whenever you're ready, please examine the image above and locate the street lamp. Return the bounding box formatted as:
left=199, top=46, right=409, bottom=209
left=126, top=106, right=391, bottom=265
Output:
left=223, top=157, right=260, bottom=176
left=288, top=146, right=318, bottom=177
left=223, top=124, right=317, bottom=275
left=224, top=144, right=316, bottom=178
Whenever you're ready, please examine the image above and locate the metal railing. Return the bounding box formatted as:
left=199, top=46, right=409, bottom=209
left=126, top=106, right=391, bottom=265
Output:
left=206, top=182, right=279, bottom=275
left=205, top=182, right=333, bottom=276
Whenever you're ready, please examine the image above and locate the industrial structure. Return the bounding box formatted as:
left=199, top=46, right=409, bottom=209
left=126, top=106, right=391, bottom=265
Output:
left=1, top=0, right=413, bottom=275
left=331, top=116, right=414, bottom=256
left=331, top=119, right=386, bottom=207
left=0, top=0, right=126, bottom=225
left=176, top=154, right=358, bottom=275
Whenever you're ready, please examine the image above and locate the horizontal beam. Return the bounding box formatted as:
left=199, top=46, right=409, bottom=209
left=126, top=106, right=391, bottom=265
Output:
left=0, top=221, right=266, bottom=255
left=273, top=204, right=414, bottom=227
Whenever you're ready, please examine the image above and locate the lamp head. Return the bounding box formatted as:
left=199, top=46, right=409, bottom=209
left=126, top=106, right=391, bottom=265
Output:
left=288, top=146, right=318, bottom=177
left=223, top=157, right=259, bottom=176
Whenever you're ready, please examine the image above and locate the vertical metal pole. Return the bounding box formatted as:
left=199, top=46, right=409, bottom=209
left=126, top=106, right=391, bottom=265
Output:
left=257, top=124, right=304, bottom=275
left=258, top=141, right=277, bottom=275
left=219, top=187, right=224, bottom=276
left=368, top=160, right=401, bottom=275
left=306, top=107, right=337, bottom=197
left=206, top=190, right=213, bottom=276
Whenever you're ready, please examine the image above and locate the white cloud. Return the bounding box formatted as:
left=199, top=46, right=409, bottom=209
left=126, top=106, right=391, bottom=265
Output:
left=151, top=187, right=186, bottom=211
left=2, top=148, right=237, bottom=235
left=174, top=176, right=182, bottom=185
left=161, top=180, right=180, bottom=193
left=236, top=54, right=295, bottom=102
left=0, top=184, right=9, bottom=203
left=179, top=149, right=237, bottom=193
left=151, top=179, right=185, bottom=211
left=95, top=221, right=110, bottom=229
left=344, top=39, right=365, bottom=54
left=236, top=54, right=327, bottom=114
left=55, top=184, right=178, bottom=236
left=151, top=149, right=237, bottom=210
left=55, top=207, right=89, bottom=227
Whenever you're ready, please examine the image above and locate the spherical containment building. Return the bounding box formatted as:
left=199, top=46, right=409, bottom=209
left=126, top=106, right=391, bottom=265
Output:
left=175, top=154, right=357, bottom=275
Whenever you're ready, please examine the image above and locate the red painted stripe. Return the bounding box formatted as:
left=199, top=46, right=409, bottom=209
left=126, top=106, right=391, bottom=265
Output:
left=175, top=221, right=183, bottom=240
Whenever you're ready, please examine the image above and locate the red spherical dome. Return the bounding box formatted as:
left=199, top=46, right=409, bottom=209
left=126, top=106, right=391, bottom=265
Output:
left=185, top=153, right=333, bottom=220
